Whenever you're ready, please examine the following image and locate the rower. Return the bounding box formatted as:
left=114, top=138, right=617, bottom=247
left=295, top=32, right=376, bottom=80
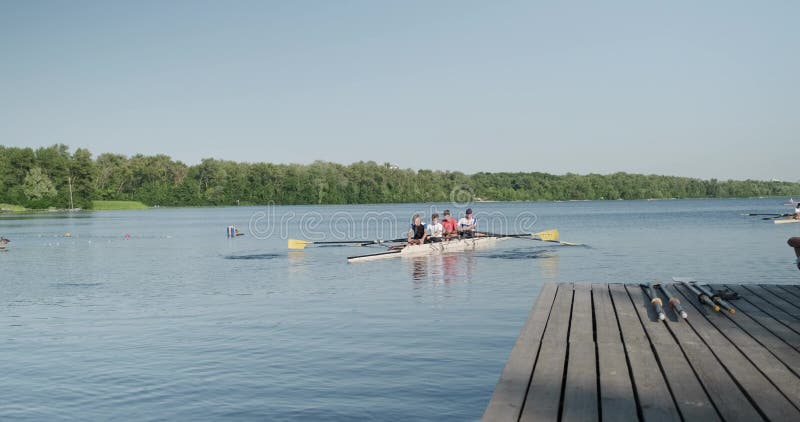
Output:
left=427, top=213, right=443, bottom=243
left=441, top=210, right=458, bottom=239
left=407, top=214, right=427, bottom=245
left=458, top=208, right=477, bottom=238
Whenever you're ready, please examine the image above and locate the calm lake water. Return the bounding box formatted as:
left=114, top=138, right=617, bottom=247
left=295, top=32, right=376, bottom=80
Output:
left=1, top=198, right=798, bottom=421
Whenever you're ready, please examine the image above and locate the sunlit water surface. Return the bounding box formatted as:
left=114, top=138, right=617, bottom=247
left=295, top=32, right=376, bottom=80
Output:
left=1, top=199, right=798, bottom=420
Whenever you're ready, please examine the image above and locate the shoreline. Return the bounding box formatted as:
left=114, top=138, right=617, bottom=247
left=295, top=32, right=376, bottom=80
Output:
left=1, top=196, right=792, bottom=214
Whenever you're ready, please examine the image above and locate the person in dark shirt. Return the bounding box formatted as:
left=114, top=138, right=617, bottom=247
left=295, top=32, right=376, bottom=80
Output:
left=407, top=214, right=427, bottom=245
left=788, top=237, right=800, bottom=270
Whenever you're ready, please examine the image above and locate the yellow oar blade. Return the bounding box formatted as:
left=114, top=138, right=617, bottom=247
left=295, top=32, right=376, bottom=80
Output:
left=288, top=239, right=312, bottom=249
left=533, top=229, right=559, bottom=241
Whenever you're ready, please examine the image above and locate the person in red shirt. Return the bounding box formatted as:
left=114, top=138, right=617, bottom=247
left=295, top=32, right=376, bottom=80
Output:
left=440, top=209, right=458, bottom=239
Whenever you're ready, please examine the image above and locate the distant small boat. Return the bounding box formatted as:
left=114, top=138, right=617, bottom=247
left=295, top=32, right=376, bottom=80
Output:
left=785, top=198, right=797, bottom=206
left=0, top=237, right=9, bottom=250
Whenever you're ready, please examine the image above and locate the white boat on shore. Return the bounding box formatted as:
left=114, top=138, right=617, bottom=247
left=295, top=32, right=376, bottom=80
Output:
left=347, top=236, right=507, bottom=262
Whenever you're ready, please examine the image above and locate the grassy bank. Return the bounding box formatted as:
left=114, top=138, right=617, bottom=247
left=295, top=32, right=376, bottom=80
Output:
left=92, top=200, right=149, bottom=210
left=0, top=203, right=27, bottom=212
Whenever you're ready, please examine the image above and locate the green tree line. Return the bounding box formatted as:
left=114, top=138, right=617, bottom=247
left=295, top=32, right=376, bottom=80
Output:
left=1, top=144, right=799, bottom=209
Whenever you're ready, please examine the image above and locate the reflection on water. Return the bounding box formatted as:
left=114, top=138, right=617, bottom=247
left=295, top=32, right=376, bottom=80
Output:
left=481, top=247, right=555, bottom=260
left=224, top=252, right=283, bottom=260
left=288, top=251, right=306, bottom=263
left=412, top=256, right=427, bottom=280
left=408, top=252, right=476, bottom=284
left=539, top=254, right=560, bottom=279
left=3, top=199, right=800, bottom=421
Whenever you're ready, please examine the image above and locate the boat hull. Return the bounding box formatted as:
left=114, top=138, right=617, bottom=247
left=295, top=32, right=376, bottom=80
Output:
left=348, top=236, right=505, bottom=262
left=774, top=218, right=800, bottom=224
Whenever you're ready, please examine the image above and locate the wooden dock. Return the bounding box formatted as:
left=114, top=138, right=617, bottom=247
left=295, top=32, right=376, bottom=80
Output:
left=483, top=283, right=800, bottom=421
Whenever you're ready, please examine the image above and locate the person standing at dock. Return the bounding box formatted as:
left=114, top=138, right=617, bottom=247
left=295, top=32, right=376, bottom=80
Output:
left=789, top=237, right=800, bottom=270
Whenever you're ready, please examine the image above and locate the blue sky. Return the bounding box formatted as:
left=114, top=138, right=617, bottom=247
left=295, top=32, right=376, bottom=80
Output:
left=1, top=1, right=797, bottom=180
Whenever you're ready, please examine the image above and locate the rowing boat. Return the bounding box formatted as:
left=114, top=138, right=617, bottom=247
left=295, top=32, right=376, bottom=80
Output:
left=347, top=236, right=507, bottom=262
left=774, top=218, right=800, bottom=224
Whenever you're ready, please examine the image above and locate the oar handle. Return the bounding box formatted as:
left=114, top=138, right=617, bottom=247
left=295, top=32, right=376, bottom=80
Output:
left=314, top=237, right=407, bottom=245
left=668, top=297, right=687, bottom=318
left=658, top=284, right=688, bottom=319
left=641, top=283, right=666, bottom=321
left=312, top=240, right=377, bottom=244
left=680, top=281, right=720, bottom=311
left=697, top=284, right=729, bottom=306
left=708, top=294, right=736, bottom=314
left=699, top=295, right=720, bottom=311
left=476, top=232, right=514, bottom=238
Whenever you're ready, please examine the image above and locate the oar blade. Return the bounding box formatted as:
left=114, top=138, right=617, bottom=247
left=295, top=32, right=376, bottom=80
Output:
left=288, top=239, right=312, bottom=249
left=534, top=229, right=559, bottom=241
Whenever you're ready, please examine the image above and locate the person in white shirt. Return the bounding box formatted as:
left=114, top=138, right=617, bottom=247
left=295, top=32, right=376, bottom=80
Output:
left=458, top=208, right=477, bottom=238
left=427, top=213, right=444, bottom=242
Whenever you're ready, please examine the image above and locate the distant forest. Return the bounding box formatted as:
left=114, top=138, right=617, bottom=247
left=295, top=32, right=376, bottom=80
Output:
left=1, top=144, right=799, bottom=209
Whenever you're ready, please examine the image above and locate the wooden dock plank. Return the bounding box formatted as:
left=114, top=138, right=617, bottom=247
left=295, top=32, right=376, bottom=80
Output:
left=608, top=284, right=681, bottom=422
left=483, top=283, right=558, bottom=421
left=674, top=285, right=800, bottom=421
left=519, top=283, right=574, bottom=422
left=641, top=284, right=762, bottom=422
left=782, top=284, right=800, bottom=297
left=625, top=285, right=720, bottom=421
left=675, top=285, right=800, bottom=411
left=592, top=283, right=637, bottom=422
left=484, top=283, right=800, bottom=421
left=708, top=284, right=800, bottom=377
left=757, top=284, right=800, bottom=313
left=726, top=285, right=800, bottom=339
left=562, top=284, right=598, bottom=422
left=742, top=285, right=800, bottom=318
left=774, top=285, right=800, bottom=302
left=721, top=285, right=800, bottom=351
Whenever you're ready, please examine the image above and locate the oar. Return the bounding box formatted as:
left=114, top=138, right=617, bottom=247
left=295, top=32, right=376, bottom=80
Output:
left=742, top=213, right=784, bottom=216
left=288, top=237, right=405, bottom=250
left=762, top=213, right=793, bottom=220
left=477, top=229, right=585, bottom=246
left=657, top=283, right=688, bottom=319
left=641, top=282, right=666, bottom=321
left=678, top=280, right=720, bottom=312
left=697, top=283, right=736, bottom=314
left=477, top=229, right=558, bottom=239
